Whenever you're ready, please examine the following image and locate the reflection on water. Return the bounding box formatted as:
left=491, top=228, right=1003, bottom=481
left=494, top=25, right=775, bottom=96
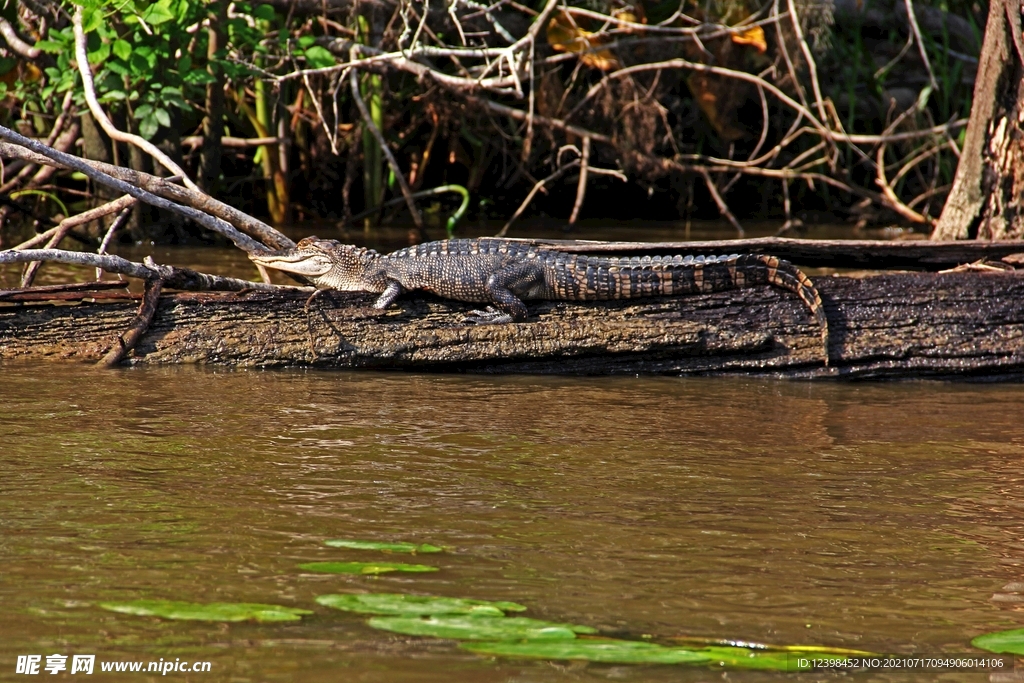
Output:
left=1, top=365, right=1022, bottom=681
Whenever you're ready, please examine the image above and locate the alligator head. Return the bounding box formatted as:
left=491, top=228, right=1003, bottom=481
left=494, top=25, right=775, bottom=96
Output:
left=249, top=237, right=383, bottom=291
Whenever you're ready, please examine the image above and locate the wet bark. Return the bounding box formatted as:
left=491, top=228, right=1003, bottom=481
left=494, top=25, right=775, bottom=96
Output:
left=932, top=0, right=1024, bottom=239
left=535, top=236, right=1024, bottom=270
left=2, top=271, right=1024, bottom=379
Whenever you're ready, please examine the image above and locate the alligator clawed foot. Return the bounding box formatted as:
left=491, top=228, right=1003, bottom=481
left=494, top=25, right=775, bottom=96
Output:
left=464, top=306, right=514, bottom=324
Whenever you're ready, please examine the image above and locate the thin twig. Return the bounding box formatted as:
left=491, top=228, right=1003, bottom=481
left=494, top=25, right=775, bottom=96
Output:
left=348, top=59, right=425, bottom=232
left=17, top=194, right=138, bottom=286
left=875, top=144, right=932, bottom=224
left=497, top=159, right=581, bottom=237
left=903, top=0, right=939, bottom=91
left=568, top=136, right=590, bottom=227
left=699, top=168, right=744, bottom=236
left=786, top=0, right=828, bottom=122
left=96, top=206, right=134, bottom=279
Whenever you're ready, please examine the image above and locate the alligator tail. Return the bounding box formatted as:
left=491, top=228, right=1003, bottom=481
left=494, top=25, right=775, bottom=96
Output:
left=563, top=253, right=830, bottom=365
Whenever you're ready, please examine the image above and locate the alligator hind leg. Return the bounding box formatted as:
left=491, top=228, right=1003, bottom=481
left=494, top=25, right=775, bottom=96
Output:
left=465, top=262, right=544, bottom=324
left=372, top=280, right=404, bottom=309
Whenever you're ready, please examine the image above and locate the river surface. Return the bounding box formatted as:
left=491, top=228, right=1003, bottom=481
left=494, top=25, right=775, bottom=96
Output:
left=2, top=364, right=1023, bottom=682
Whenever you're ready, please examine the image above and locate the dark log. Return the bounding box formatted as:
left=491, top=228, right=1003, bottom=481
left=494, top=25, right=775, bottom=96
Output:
left=523, top=236, right=1024, bottom=270
left=2, top=271, right=1023, bottom=379
left=0, top=280, right=128, bottom=301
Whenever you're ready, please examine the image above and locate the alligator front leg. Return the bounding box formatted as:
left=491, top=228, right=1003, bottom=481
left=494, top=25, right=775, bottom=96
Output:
left=466, top=262, right=544, bottom=324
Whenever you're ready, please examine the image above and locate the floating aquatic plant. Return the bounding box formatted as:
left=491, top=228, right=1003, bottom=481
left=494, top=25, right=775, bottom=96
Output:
left=98, top=600, right=312, bottom=623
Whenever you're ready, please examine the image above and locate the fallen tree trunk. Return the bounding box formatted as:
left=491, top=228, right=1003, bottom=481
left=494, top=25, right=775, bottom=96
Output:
left=530, top=237, right=1024, bottom=270
left=2, top=270, right=1023, bottom=379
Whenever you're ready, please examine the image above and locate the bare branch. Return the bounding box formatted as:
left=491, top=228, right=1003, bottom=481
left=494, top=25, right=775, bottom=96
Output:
left=0, top=248, right=311, bottom=293
left=0, top=127, right=266, bottom=253
left=99, top=277, right=163, bottom=367
left=699, top=168, right=744, bottom=236
left=497, top=160, right=580, bottom=237
left=875, top=145, right=934, bottom=225
left=0, top=17, right=41, bottom=59
left=73, top=7, right=200, bottom=192
left=0, top=141, right=294, bottom=250
left=568, top=136, right=590, bottom=227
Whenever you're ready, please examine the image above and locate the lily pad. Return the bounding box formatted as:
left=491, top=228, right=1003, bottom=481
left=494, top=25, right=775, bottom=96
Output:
left=324, top=539, right=443, bottom=554
left=700, top=646, right=821, bottom=670
left=462, top=641, right=833, bottom=670
left=463, top=639, right=714, bottom=664
left=972, top=628, right=1024, bottom=655
left=316, top=593, right=526, bottom=616
left=368, top=615, right=597, bottom=640
left=298, top=561, right=438, bottom=575
left=98, top=600, right=313, bottom=623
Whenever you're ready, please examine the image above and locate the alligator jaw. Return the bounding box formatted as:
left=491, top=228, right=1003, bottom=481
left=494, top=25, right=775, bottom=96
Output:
left=249, top=250, right=333, bottom=277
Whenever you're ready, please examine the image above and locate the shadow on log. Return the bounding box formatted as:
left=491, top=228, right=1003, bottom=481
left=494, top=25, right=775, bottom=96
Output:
left=2, top=270, right=1023, bottom=379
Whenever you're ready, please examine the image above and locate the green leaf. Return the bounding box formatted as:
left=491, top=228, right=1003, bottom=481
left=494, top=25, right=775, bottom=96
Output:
left=108, top=57, right=131, bottom=76
left=915, top=84, right=934, bottom=113
left=97, top=23, right=119, bottom=41
left=297, top=35, right=316, bottom=48
left=699, top=646, right=819, bottom=671
left=367, top=615, right=597, bottom=640
left=99, top=600, right=313, bottom=623
left=82, top=7, right=104, bottom=33
left=462, top=642, right=838, bottom=670
left=33, top=40, right=66, bottom=54
left=324, top=540, right=442, bottom=554
left=141, top=0, right=175, bottom=26
left=139, top=112, right=159, bottom=139
left=160, top=86, right=188, bottom=110
left=134, top=103, right=153, bottom=119
left=88, top=41, right=110, bottom=66
left=303, top=45, right=335, bottom=69
left=972, top=628, right=1024, bottom=655
left=98, top=89, right=127, bottom=103
left=153, top=107, right=171, bottom=127
left=113, top=39, right=132, bottom=61
left=129, top=52, right=150, bottom=76
left=253, top=4, right=276, bottom=20
left=183, top=70, right=216, bottom=85
left=463, top=639, right=715, bottom=664
left=315, top=593, right=526, bottom=617
left=298, top=561, right=438, bottom=575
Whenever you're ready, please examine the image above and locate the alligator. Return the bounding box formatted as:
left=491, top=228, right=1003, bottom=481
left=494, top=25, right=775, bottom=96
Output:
left=250, top=237, right=830, bottom=365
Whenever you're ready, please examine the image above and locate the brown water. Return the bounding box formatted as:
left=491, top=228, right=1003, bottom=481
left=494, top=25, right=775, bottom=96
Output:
left=2, top=364, right=1023, bottom=681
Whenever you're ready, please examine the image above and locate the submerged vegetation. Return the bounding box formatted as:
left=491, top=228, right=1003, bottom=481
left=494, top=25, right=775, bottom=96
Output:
left=94, top=536, right=1017, bottom=671
left=0, top=0, right=981, bottom=245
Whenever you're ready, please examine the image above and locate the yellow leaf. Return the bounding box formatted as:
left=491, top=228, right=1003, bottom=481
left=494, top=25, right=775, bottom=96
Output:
left=547, top=11, right=621, bottom=71
left=730, top=25, right=767, bottom=53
